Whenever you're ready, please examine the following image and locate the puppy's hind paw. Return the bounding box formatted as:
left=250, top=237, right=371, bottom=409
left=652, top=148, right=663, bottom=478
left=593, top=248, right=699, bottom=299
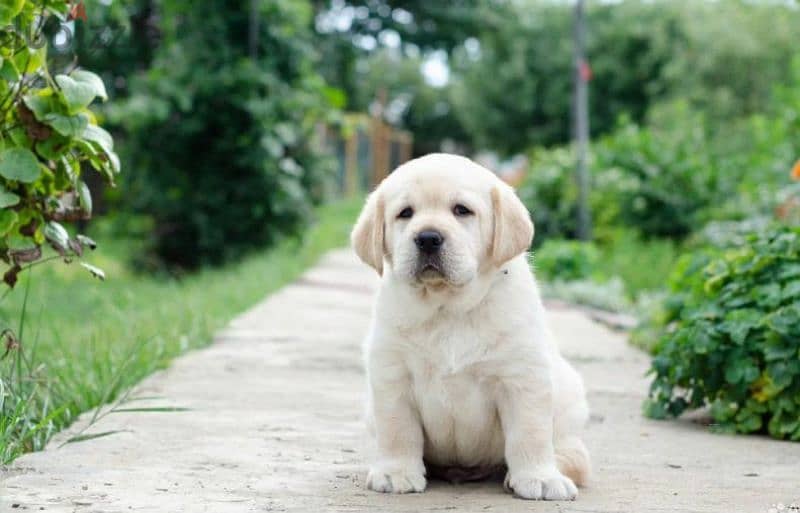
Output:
left=505, top=467, right=577, bottom=501
left=366, top=462, right=426, bottom=494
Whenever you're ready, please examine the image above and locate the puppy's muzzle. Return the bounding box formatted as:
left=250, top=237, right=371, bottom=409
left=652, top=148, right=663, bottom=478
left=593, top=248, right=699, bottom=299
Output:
left=415, top=230, right=444, bottom=255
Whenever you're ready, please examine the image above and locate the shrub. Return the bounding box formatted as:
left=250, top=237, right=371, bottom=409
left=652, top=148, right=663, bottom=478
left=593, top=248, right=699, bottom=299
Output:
left=114, top=0, right=335, bottom=269
left=517, top=147, right=580, bottom=243
left=592, top=103, right=719, bottom=239
left=643, top=226, right=800, bottom=440
left=1, top=1, right=118, bottom=287
left=533, top=239, right=599, bottom=282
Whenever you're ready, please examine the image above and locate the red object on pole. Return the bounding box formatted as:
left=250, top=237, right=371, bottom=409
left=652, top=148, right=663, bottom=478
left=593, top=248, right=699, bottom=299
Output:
left=579, top=59, right=593, bottom=82
left=68, top=1, right=87, bottom=22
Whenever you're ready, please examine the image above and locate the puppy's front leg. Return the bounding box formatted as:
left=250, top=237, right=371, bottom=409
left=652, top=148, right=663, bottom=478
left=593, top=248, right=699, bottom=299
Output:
left=498, top=373, right=577, bottom=500
left=366, top=361, right=426, bottom=494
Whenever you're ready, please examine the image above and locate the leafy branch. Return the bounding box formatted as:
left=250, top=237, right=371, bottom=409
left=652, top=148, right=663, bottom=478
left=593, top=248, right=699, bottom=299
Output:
left=1, top=0, right=120, bottom=289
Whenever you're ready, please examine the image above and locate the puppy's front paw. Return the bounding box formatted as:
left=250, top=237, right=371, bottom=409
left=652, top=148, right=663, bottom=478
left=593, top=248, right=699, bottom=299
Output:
left=505, top=467, right=577, bottom=500
left=366, top=460, right=426, bottom=494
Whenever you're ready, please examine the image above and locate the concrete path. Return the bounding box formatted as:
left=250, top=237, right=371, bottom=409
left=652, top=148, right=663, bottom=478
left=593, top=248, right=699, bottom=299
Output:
left=2, top=249, right=798, bottom=513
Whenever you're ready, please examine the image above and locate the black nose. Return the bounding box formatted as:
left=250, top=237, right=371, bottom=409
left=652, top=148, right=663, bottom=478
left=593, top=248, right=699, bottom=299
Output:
left=415, top=230, right=444, bottom=254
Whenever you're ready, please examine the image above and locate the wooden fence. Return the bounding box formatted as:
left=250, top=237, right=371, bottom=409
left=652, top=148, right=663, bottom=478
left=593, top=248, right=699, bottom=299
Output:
left=317, top=113, right=413, bottom=196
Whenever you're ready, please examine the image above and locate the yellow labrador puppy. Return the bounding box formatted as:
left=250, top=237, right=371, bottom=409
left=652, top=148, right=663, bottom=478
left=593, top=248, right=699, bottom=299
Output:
left=351, top=153, right=590, bottom=501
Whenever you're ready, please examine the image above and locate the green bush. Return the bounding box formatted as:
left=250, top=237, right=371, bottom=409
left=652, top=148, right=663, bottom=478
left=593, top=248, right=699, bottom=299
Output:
left=517, top=147, right=580, bottom=242
left=1, top=1, right=118, bottom=287
left=593, top=103, right=721, bottom=239
left=643, top=226, right=800, bottom=440
left=520, top=103, right=729, bottom=243
left=533, top=239, right=599, bottom=282
left=523, top=93, right=800, bottom=244
left=114, top=0, right=335, bottom=269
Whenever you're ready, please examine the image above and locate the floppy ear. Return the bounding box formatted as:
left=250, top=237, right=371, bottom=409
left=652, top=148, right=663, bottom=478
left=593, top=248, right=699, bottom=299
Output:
left=490, top=184, right=534, bottom=266
left=351, top=191, right=386, bottom=275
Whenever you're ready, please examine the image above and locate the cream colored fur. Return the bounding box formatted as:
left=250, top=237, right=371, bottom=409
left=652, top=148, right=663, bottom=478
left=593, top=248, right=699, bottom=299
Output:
left=352, top=153, right=590, bottom=501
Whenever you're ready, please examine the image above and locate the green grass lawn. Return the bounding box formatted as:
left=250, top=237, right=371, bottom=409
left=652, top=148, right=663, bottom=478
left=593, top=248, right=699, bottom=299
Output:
left=0, top=198, right=362, bottom=463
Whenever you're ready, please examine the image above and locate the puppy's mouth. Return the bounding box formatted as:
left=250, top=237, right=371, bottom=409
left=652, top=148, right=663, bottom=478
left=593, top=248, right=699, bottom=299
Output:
left=415, top=258, right=448, bottom=283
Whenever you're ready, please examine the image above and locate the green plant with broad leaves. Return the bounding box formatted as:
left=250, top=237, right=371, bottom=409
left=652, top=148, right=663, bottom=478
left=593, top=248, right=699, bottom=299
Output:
left=1, top=0, right=118, bottom=288
left=643, top=226, right=800, bottom=440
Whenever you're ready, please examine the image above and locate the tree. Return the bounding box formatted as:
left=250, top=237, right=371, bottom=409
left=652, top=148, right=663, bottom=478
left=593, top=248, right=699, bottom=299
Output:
left=114, top=0, right=335, bottom=269
left=452, top=0, right=800, bottom=155
left=313, top=0, right=500, bottom=154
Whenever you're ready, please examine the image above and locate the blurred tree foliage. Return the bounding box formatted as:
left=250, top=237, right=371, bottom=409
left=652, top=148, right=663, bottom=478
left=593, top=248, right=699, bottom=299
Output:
left=316, top=0, right=800, bottom=156
left=455, top=0, right=800, bottom=154
left=72, top=0, right=159, bottom=100
left=47, top=0, right=800, bottom=265
left=108, top=0, right=335, bottom=269
left=317, top=0, right=492, bottom=52
left=312, top=0, right=497, bottom=155
left=340, top=49, right=470, bottom=156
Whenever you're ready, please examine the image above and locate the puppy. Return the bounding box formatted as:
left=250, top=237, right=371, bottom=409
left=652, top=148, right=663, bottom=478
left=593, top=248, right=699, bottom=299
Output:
left=351, top=153, right=590, bottom=501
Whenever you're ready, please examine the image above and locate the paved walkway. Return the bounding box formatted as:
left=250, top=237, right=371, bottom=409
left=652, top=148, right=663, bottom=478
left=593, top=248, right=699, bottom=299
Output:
left=2, top=250, right=798, bottom=512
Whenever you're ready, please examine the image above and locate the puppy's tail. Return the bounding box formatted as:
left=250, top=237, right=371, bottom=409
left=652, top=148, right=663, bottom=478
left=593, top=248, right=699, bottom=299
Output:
left=555, top=436, right=591, bottom=487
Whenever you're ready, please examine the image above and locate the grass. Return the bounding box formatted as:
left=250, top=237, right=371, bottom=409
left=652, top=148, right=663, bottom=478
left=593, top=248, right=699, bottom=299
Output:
left=534, top=230, right=680, bottom=313
left=0, top=197, right=362, bottom=464
left=593, top=230, right=679, bottom=298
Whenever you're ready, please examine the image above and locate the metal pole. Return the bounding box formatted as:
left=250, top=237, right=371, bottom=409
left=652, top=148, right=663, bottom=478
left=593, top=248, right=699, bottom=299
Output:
left=574, top=0, right=592, bottom=240
left=249, top=0, right=259, bottom=60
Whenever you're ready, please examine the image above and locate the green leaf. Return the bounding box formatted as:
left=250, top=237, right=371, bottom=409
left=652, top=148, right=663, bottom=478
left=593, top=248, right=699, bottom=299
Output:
left=752, top=283, right=782, bottom=309
left=0, top=148, right=41, bottom=183
left=736, top=413, right=762, bottom=433
left=642, top=398, right=669, bottom=419
left=6, top=232, right=37, bottom=251
left=725, top=364, right=744, bottom=385
left=66, top=430, right=129, bottom=444
left=23, top=93, right=53, bottom=120
left=0, top=184, right=20, bottom=208
left=722, top=309, right=762, bottom=345
left=110, top=407, right=190, bottom=413
left=766, top=305, right=800, bottom=337
left=0, top=209, right=18, bottom=236
left=43, top=112, right=89, bottom=137
left=0, top=58, right=19, bottom=82
left=782, top=280, right=800, bottom=301
left=0, top=0, right=25, bottom=25
left=55, top=74, right=98, bottom=114
left=70, top=70, right=108, bottom=101
left=82, top=124, right=114, bottom=155
left=35, top=133, right=71, bottom=160
left=14, top=46, right=46, bottom=75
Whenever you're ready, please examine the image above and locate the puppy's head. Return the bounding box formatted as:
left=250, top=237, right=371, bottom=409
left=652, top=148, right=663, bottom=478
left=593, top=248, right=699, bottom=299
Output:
left=351, top=153, right=533, bottom=289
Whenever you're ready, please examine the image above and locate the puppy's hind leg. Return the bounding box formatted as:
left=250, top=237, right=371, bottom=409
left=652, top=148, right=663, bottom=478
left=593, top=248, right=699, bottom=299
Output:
left=552, top=359, right=591, bottom=486
left=555, top=435, right=590, bottom=487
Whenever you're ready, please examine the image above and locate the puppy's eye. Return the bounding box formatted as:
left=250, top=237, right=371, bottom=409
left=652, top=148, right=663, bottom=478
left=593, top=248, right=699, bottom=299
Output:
left=397, top=207, right=414, bottom=219
left=453, top=204, right=473, bottom=217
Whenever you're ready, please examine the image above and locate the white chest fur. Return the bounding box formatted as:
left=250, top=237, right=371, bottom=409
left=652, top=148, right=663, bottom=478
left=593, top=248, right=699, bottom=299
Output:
left=400, top=313, right=509, bottom=467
